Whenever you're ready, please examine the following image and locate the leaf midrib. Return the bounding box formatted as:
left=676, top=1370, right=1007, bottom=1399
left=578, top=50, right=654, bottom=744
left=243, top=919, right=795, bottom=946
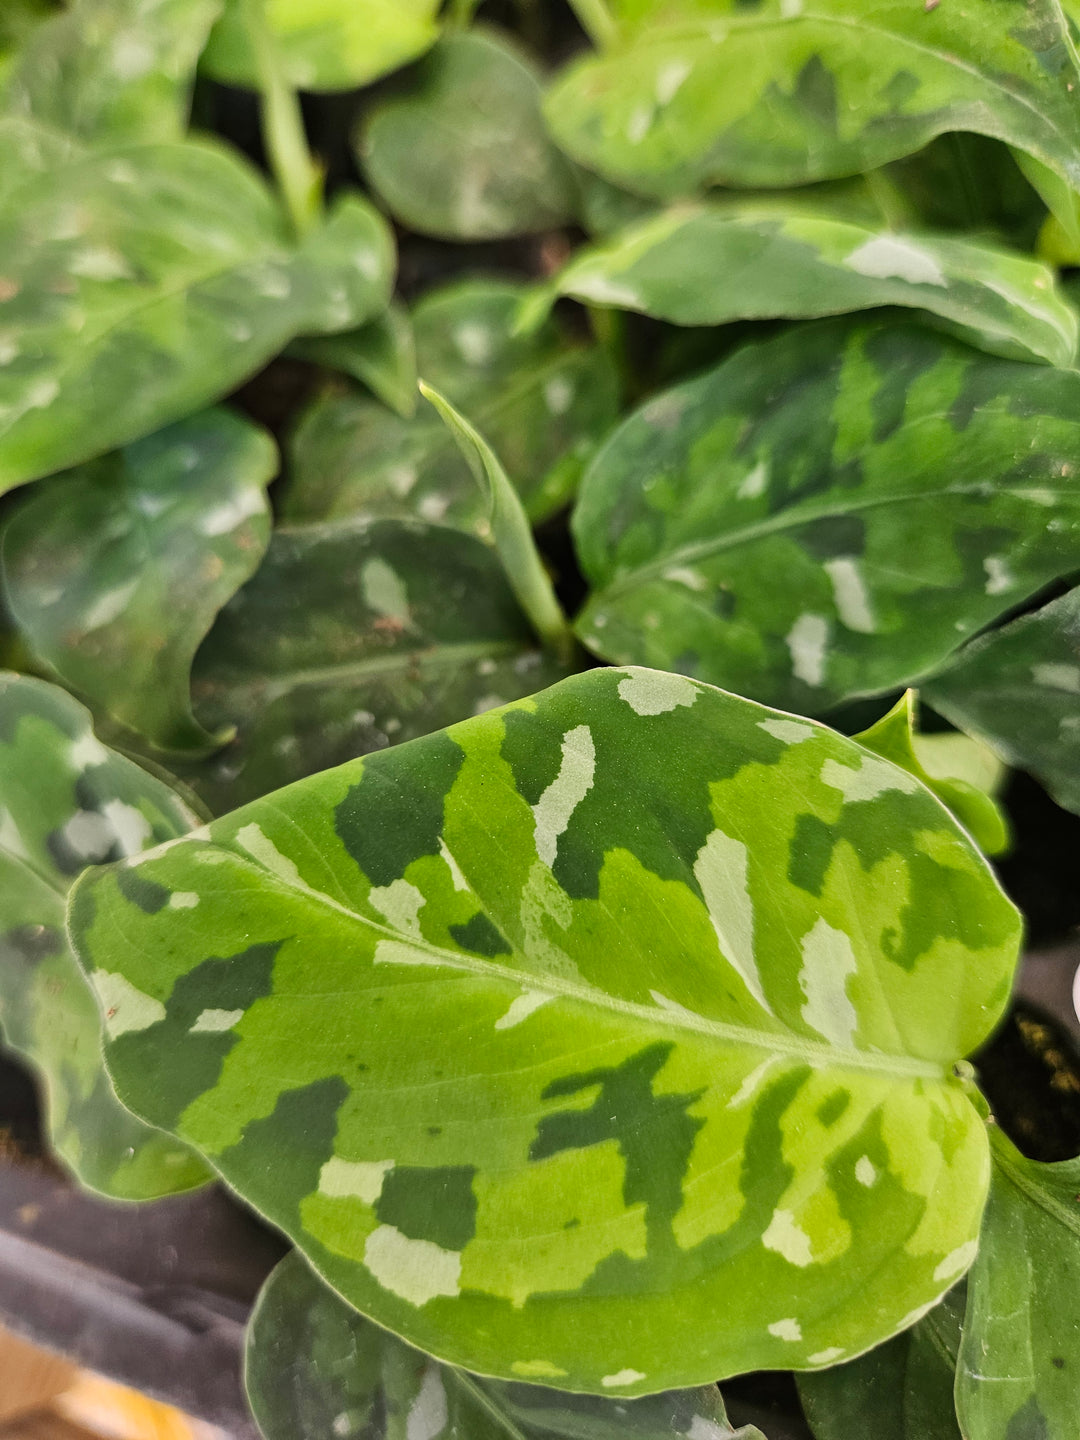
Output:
left=992, top=1140, right=1080, bottom=1242
left=207, top=837, right=949, bottom=1082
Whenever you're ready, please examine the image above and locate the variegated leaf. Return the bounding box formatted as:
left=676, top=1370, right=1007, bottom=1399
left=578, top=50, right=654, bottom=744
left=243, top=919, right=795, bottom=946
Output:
left=246, top=1249, right=764, bottom=1440
left=0, top=672, right=209, bottom=1197
left=70, top=666, right=1019, bottom=1393
left=1, top=408, right=276, bottom=753
left=1, top=0, right=222, bottom=145
left=573, top=318, right=1080, bottom=714
left=170, top=517, right=572, bottom=814
left=285, top=279, right=618, bottom=530
left=360, top=30, right=577, bottom=241
left=203, top=0, right=440, bottom=93
left=924, top=587, right=1080, bottom=819
left=527, top=202, right=1075, bottom=366
left=289, top=302, right=418, bottom=418
left=545, top=0, right=1080, bottom=200
left=0, top=140, right=393, bottom=493
left=798, top=1287, right=963, bottom=1440
left=956, top=1130, right=1080, bottom=1440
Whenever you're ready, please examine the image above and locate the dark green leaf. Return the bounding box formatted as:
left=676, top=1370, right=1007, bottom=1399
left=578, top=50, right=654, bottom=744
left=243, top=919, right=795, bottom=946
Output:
left=360, top=30, right=577, bottom=240
left=0, top=672, right=209, bottom=1196
left=246, top=1250, right=764, bottom=1440
left=285, top=279, right=619, bottom=529
left=175, top=517, right=571, bottom=813
left=289, top=301, right=418, bottom=418
left=573, top=318, right=1080, bottom=714
left=545, top=1, right=1080, bottom=200
left=1, top=408, right=276, bottom=753
left=70, top=665, right=1020, bottom=1391
left=956, top=1129, right=1080, bottom=1440
left=924, top=587, right=1080, bottom=819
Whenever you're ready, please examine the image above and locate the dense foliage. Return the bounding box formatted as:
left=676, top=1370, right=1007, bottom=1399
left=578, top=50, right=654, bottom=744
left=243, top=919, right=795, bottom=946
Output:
left=1, top=2, right=1079, bottom=1438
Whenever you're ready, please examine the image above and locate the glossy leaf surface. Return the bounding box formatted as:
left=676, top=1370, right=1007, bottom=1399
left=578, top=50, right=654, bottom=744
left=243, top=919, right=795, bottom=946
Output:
left=924, top=587, right=1080, bottom=819
left=0, top=673, right=208, bottom=1196
left=361, top=30, right=577, bottom=240
left=203, top=0, right=440, bottom=92
left=290, top=302, right=417, bottom=418
left=71, top=666, right=1019, bottom=1392
left=247, top=1250, right=763, bottom=1440
left=573, top=318, right=1080, bottom=714
left=532, top=203, right=1075, bottom=366
left=0, top=144, right=392, bottom=493
left=179, top=517, right=570, bottom=814
left=2, top=408, right=276, bottom=753
left=285, top=280, right=619, bottom=529
left=1, top=0, right=221, bottom=144
left=798, top=1287, right=963, bottom=1440
left=956, top=1130, right=1080, bottom=1440
left=545, top=0, right=1080, bottom=199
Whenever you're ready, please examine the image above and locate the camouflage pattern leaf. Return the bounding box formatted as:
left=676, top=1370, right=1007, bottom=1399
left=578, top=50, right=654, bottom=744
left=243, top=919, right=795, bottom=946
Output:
left=544, top=0, right=1080, bottom=200
left=0, top=673, right=209, bottom=1197
left=285, top=279, right=619, bottom=530
left=923, top=587, right=1080, bottom=819
left=70, top=665, right=1020, bottom=1392
left=360, top=30, right=578, bottom=241
left=1, top=408, right=276, bottom=754
left=289, top=301, right=418, bottom=418
left=0, top=143, right=392, bottom=493
left=531, top=203, right=1076, bottom=366
left=573, top=317, right=1080, bottom=714
left=798, top=1287, right=963, bottom=1440
left=246, top=1250, right=765, bottom=1440
left=173, top=517, right=572, bottom=813
left=1, top=0, right=222, bottom=145
left=203, top=0, right=440, bottom=93
left=956, top=1130, right=1080, bottom=1440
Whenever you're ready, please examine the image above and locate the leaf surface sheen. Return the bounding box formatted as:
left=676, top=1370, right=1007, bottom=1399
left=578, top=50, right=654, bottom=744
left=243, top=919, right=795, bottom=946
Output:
left=0, top=672, right=209, bottom=1197
left=573, top=317, right=1080, bottom=714
left=70, top=666, right=1020, bottom=1393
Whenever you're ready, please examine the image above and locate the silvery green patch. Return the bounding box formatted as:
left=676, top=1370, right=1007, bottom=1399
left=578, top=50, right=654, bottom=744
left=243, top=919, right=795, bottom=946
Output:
left=1, top=1, right=1080, bottom=1437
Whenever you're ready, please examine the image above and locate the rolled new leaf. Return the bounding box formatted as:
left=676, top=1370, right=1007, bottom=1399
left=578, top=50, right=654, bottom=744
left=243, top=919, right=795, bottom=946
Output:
left=69, top=666, right=1020, bottom=1392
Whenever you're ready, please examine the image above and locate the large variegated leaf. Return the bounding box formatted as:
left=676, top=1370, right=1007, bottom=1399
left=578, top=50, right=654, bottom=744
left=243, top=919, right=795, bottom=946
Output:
left=545, top=0, right=1080, bottom=199
left=956, top=1130, right=1080, bottom=1440
left=360, top=30, right=577, bottom=240
left=70, top=666, right=1019, bottom=1393
left=924, top=587, right=1080, bottom=819
left=0, top=673, right=209, bottom=1197
left=285, top=279, right=618, bottom=529
left=528, top=203, right=1075, bottom=366
left=246, top=1250, right=764, bottom=1440
left=1, top=408, right=276, bottom=753
left=798, top=1288, right=963, bottom=1440
left=573, top=318, right=1080, bottom=714
left=172, top=517, right=572, bottom=813
left=1, top=0, right=221, bottom=144
left=0, top=141, right=392, bottom=493
left=203, top=0, right=440, bottom=92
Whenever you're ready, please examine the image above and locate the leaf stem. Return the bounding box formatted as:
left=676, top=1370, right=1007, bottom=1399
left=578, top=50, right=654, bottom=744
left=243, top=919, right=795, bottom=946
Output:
left=568, top=0, right=618, bottom=49
left=239, top=0, right=322, bottom=238
left=447, top=0, right=484, bottom=25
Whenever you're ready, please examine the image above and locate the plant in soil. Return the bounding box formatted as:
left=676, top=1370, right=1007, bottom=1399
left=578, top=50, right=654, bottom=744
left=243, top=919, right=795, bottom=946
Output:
left=1, top=2, right=1079, bottom=1438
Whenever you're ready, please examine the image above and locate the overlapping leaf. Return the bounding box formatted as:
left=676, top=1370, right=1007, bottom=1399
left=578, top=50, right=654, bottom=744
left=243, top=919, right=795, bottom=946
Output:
left=924, top=587, right=1080, bottom=819
left=798, top=1288, right=963, bottom=1440
left=1, top=408, right=276, bottom=753
left=285, top=279, right=618, bottom=529
left=573, top=318, right=1080, bottom=714
left=956, top=1130, right=1080, bottom=1440
left=246, top=1250, right=764, bottom=1440
left=171, top=517, right=571, bottom=813
left=71, top=666, right=1019, bottom=1392
left=290, top=302, right=417, bottom=418
left=0, top=673, right=209, bottom=1197
left=545, top=0, right=1080, bottom=199
left=0, top=141, right=392, bottom=493
left=360, top=30, right=577, bottom=240
left=528, top=203, right=1076, bottom=366
left=203, top=0, right=440, bottom=92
